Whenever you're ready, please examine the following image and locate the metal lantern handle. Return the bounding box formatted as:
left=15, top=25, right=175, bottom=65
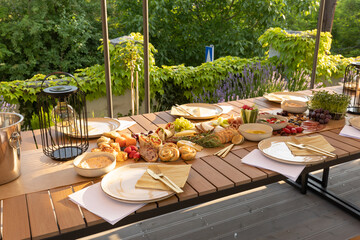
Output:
left=40, top=72, right=79, bottom=90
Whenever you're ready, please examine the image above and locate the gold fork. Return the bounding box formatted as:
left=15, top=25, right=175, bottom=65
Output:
left=151, top=165, right=184, bottom=193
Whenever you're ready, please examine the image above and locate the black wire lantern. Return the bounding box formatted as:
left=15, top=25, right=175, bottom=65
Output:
left=343, top=62, right=360, bottom=114
left=37, top=72, right=89, bottom=160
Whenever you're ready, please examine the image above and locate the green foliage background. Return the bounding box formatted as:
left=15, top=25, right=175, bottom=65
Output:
left=108, top=0, right=318, bottom=67
left=0, top=0, right=102, bottom=81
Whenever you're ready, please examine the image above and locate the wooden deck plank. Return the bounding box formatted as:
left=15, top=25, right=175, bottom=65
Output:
left=120, top=116, right=147, bottom=133
left=3, top=195, right=31, bottom=240
left=130, top=115, right=158, bottom=132
left=135, top=203, right=158, bottom=213
left=157, top=195, right=179, bottom=207
left=72, top=182, right=105, bottom=226
left=201, top=155, right=251, bottom=186
left=187, top=158, right=234, bottom=191
left=222, top=152, right=268, bottom=181
left=185, top=167, right=216, bottom=196
left=142, top=112, right=168, bottom=126
left=154, top=111, right=176, bottom=123
left=177, top=183, right=199, bottom=201
left=26, top=191, right=59, bottom=240
left=50, top=186, right=86, bottom=233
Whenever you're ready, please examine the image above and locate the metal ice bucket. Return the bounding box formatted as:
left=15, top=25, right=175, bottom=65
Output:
left=0, top=112, right=23, bottom=185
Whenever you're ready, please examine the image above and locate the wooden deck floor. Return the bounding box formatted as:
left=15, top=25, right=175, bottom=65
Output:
left=81, top=160, right=360, bottom=240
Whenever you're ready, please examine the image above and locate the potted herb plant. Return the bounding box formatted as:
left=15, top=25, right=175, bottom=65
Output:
left=308, top=90, right=350, bottom=120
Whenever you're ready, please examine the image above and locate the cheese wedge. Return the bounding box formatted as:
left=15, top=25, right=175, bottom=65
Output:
left=174, top=130, right=197, bottom=137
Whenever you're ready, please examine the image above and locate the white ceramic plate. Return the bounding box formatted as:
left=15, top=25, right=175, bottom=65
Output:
left=63, top=118, right=120, bottom=138
left=258, top=136, right=326, bottom=165
left=101, top=163, right=174, bottom=203
left=170, top=103, right=223, bottom=120
left=349, top=116, right=360, bottom=131
left=263, top=92, right=309, bottom=103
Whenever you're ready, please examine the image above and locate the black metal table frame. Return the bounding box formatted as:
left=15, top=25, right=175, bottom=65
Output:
left=287, top=152, right=360, bottom=220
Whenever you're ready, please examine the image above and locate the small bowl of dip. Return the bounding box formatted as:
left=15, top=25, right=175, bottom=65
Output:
left=73, top=152, right=116, bottom=177
left=281, top=100, right=308, bottom=113
left=238, top=123, right=273, bottom=141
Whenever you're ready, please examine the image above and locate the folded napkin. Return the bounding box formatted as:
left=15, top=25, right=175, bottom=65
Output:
left=136, top=164, right=191, bottom=191
left=219, top=105, right=233, bottom=114
left=171, top=106, right=196, bottom=116
left=114, top=119, right=136, bottom=131
left=339, top=125, right=360, bottom=139
left=286, top=135, right=335, bottom=156
left=68, top=183, right=145, bottom=225
left=242, top=149, right=305, bottom=181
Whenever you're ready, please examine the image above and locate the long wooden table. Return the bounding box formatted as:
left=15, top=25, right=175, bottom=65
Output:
left=1, top=86, right=359, bottom=240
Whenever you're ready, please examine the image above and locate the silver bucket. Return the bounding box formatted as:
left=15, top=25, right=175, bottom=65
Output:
left=0, top=112, right=23, bottom=185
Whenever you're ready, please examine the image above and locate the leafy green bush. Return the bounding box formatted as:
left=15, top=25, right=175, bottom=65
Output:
left=258, top=28, right=355, bottom=84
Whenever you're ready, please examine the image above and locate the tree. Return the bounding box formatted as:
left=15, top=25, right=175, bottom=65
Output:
left=0, top=0, right=103, bottom=81
left=332, top=0, right=360, bottom=57
left=109, top=0, right=317, bottom=67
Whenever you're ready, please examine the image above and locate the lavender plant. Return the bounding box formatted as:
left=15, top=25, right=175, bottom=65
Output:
left=192, top=62, right=311, bottom=103
left=0, top=97, right=17, bottom=112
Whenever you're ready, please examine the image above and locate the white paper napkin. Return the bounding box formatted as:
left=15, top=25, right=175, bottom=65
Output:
left=339, top=125, right=360, bottom=139
left=68, top=183, right=145, bottom=225
left=219, top=105, right=233, bottom=114
left=241, top=149, right=306, bottom=181
left=114, top=120, right=136, bottom=131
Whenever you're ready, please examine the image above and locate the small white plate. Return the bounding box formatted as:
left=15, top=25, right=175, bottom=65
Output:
left=63, top=118, right=120, bottom=138
left=258, top=136, right=326, bottom=165
left=263, top=92, right=309, bottom=103
left=349, top=116, right=360, bottom=131
left=170, top=103, right=223, bottom=120
left=101, top=163, right=174, bottom=203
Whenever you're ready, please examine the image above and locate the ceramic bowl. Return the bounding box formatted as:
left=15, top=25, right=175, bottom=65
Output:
left=281, top=100, right=308, bottom=113
left=238, top=123, right=273, bottom=141
left=257, top=114, right=288, bottom=130
left=73, top=152, right=116, bottom=177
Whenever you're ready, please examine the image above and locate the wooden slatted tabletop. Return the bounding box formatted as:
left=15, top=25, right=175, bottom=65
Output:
left=2, top=86, right=358, bottom=240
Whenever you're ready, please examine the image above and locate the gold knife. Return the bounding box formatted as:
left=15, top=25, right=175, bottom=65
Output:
left=147, top=169, right=184, bottom=194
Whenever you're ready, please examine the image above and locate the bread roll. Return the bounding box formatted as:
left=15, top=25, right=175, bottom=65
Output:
left=179, top=146, right=197, bottom=160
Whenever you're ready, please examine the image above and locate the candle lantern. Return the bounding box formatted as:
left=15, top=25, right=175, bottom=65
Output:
left=343, top=62, right=360, bottom=114
left=37, top=72, right=89, bottom=160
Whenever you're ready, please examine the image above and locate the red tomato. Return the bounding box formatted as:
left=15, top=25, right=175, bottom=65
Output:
left=133, top=152, right=140, bottom=160
left=124, top=146, right=132, bottom=154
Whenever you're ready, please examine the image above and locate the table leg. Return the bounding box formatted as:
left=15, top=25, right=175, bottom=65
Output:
left=321, top=167, right=329, bottom=188
left=307, top=176, right=360, bottom=220
left=285, top=173, right=308, bottom=194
